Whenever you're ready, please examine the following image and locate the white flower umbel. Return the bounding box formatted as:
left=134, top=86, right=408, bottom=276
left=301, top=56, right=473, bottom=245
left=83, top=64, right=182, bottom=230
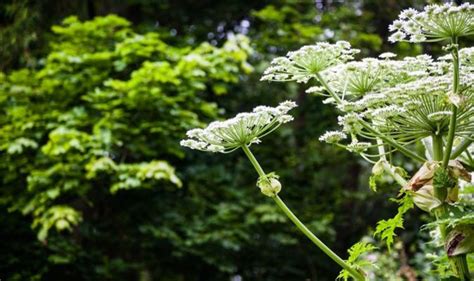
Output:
left=181, top=101, right=297, bottom=153
left=261, top=41, right=360, bottom=83
left=388, top=3, right=474, bottom=43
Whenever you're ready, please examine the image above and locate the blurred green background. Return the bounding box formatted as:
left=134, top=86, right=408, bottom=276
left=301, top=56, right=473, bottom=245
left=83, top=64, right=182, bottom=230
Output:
left=0, top=0, right=450, bottom=280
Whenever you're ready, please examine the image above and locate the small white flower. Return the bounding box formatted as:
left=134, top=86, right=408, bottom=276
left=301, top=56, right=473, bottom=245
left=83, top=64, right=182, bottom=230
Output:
left=403, top=100, right=423, bottom=110
left=427, top=111, right=452, bottom=122
left=388, top=31, right=406, bottom=43
left=388, top=20, right=403, bottom=31
left=347, top=140, right=371, bottom=153
left=369, top=105, right=406, bottom=119
left=322, top=97, right=336, bottom=104
left=400, top=8, right=417, bottom=19
left=379, top=52, right=397, bottom=59
left=338, top=113, right=362, bottom=133
left=337, top=101, right=358, bottom=112
left=305, top=86, right=325, bottom=95
left=409, top=33, right=427, bottom=43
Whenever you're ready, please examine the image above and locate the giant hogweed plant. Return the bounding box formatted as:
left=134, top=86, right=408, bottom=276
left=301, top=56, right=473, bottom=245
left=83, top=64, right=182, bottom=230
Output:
left=182, top=3, right=474, bottom=280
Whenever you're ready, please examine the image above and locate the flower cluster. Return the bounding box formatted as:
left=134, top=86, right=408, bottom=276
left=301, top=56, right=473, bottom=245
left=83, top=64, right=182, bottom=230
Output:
left=388, top=3, right=474, bottom=43
left=180, top=101, right=297, bottom=153
left=261, top=41, right=359, bottom=83
left=309, top=50, right=474, bottom=157
left=318, top=55, right=434, bottom=101
left=347, top=140, right=372, bottom=153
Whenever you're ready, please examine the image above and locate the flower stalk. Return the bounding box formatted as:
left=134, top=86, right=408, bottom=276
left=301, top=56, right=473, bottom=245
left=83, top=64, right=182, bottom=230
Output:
left=439, top=39, right=471, bottom=281
left=432, top=135, right=444, bottom=163
left=443, top=41, right=460, bottom=169
left=241, top=144, right=366, bottom=281
left=376, top=139, right=408, bottom=187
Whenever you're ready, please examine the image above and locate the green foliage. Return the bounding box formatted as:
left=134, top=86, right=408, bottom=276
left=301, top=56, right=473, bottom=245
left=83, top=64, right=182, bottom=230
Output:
left=423, top=205, right=474, bottom=231
left=0, top=15, right=251, bottom=243
left=251, top=0, right=383, bottom=55
left=0, top=0, right=41, bottom=69
left=337, top=241, right=377, bottom=281
left=0, top=1, right=433, bottom=280
left=374, top=192, right=414, bottom=250
left=369, top=174, right=379, bottom=192
left=33, top=205, right=82, bottom=241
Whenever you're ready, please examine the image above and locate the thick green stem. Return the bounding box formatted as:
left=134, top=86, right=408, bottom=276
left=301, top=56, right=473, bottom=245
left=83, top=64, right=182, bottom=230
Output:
left=273, top=195, right=366, bottom=281
left=437, top=39, right=471, bottom=280
left=432, top=135, right=448, bottom=202
left=442, top=42, right=459, bottom=169
left=432, top=135, right=444, bottom=163
left=241, top=145, right=266, bottom=178
left=452, top=255, right=471, bottom=281
left=241, top=144, right=366, bottom=280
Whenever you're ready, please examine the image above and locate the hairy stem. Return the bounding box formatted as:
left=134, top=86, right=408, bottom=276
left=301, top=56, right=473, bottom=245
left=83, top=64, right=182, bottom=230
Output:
left=442, top=42, right=459, bottom=169
left=432, top=135, right=448, bottom=202
left=241, top=144, right=366, bottom=280
left=241, top=145, right=266, bottom=178
left=273, top=195, right=366, bottom=281
left=439, top=39, right=471, bottom=280
left=432, top=135, right=444, bottom=163
left=452, top=255, right=471, bottom=281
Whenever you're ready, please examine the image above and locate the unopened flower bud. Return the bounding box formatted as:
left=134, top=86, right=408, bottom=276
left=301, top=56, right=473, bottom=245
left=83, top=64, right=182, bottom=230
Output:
left=394, top=167, right=408, bottom=178
left=405, top=161, right=471, bottom=212
left=445, top=225, right=474, bottom=257
left=448, top=160, right=471, bottom=182
left=372, top=159, right=386, bottom=176
left=405, top=161, right=441, bottom=212
left=257, top=173, right=281, bottom=197
left=411, top=184, right=442, bottom=212
left=406, top=161, right=438, bottom=191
